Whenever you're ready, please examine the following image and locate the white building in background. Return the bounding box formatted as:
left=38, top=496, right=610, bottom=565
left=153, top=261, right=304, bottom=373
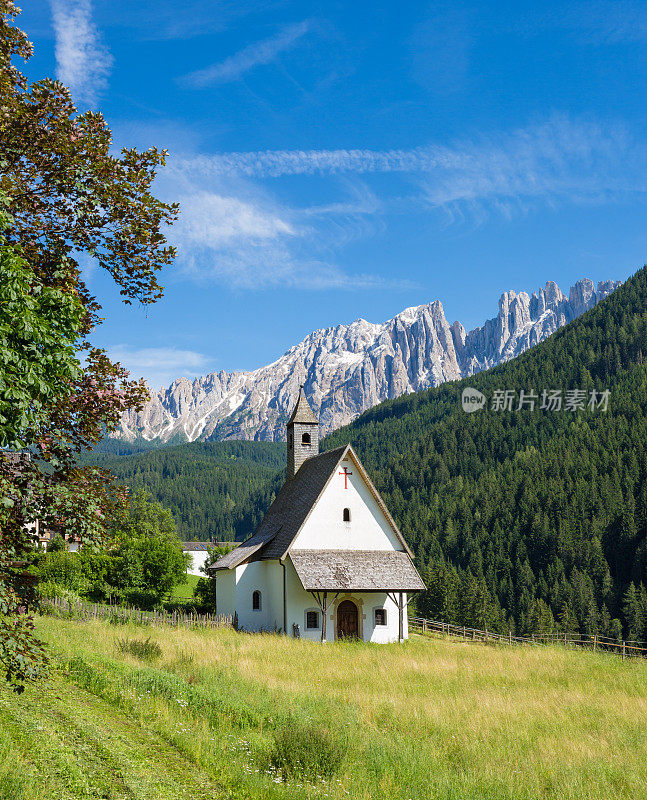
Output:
left=210, top=389, right=425, bottom=643
left=182, top=542, right=211, bottom=576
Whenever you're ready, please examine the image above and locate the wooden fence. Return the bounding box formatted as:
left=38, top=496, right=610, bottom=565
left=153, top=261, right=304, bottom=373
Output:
left=409, top=617, right=647, bottom=659
left=44, top=596, right=232, bottom=629
left=41, top=599, right=647, bottom=658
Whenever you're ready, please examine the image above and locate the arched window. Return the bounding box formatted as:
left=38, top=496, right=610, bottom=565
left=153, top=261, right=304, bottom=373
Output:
left=301, top=432, right=311, bottom=444
left=252, top=590, right=261, bottom=611
left=343, top=507, right=351, bottom=522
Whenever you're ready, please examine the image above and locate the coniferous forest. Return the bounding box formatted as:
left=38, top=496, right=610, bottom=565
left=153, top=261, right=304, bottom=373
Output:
left=324, top=265, right=647, bottom=640
left=82, top=441, right=284, bottom=542
left=96, top=265, right=647, bottom=639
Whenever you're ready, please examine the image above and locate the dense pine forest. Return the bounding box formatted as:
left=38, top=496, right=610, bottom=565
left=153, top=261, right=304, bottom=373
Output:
left=324, top=265, right=647, bottom=640
left=94, top=265, right=647, bottom=639
left=82, top=441, right=284, bottom=541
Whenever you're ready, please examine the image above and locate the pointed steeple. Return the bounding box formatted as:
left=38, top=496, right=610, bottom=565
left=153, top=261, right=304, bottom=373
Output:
left=286, top=387, right=319, bottom=479
left=288, top=386, right=318, bottom=425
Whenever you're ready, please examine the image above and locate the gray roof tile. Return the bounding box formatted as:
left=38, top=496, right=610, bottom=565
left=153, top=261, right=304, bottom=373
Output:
left=210, top=525, right=280, bottom=570
left=289, top=549, right=426, bottom=591
left=211, top=445, right=347, bottom=569
left=287, top=388, right=319, bottom=425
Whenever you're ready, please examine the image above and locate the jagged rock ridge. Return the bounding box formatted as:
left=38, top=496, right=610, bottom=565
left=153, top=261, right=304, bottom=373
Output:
left=115, top=278, right=620, bottom=443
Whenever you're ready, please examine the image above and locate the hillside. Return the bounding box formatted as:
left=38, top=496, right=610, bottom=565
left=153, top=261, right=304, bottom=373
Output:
left=1, top=615, right=645, bottom=800
left=89, top=267, right=647, bottom=635
left=80, top=441, right=284, bottom=541
left=115, top=277, right=619, bottom=444
left=323, top=265, right=647, bottom=638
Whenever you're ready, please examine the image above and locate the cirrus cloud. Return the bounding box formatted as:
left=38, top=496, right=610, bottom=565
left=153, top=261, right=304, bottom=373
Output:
left=50, top=0, right=113, bottom=107
left=180, top=20, right=312, bottom=88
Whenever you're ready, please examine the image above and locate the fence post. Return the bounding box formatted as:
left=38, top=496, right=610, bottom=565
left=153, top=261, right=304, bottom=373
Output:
left=593, top=634, right=597, bottom=652
left=622, top=641, right=626, bottom=660
left=463, top=625, right=466, bottom=640
left=509, top=630, right=512, bottom=645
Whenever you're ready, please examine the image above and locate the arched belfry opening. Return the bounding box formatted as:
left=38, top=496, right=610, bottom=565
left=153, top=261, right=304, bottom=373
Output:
left=287, top=387, right=319, bottom=479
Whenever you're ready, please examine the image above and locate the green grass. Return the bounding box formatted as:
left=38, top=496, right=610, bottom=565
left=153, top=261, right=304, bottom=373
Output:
left=167, top=572, right=201, bottom=601
left=1, top=616, right=646, bottom=800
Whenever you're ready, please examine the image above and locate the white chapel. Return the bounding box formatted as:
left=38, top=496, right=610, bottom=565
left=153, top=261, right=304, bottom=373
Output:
left=210, top=389, right=425, bottom=642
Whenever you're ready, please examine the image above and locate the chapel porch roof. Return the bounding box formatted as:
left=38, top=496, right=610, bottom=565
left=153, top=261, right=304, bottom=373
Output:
left=289, top=549, right=425, bottom=592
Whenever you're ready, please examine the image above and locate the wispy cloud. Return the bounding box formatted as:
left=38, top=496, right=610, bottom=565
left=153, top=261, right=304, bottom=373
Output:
left=175, top=116, right=636, bottom=185
left=163, top=115, right=645, bottom=290
left=180, top=20, right=312, bottom=88
left=108, top=345, right=212, bottom=390
left=176, top=191, right=295, bottom=246
left=50, top=0, right=112, bottom=107
left=169, top=188, right=408, bottom=290
left=173, top=116, right=647, bottom=221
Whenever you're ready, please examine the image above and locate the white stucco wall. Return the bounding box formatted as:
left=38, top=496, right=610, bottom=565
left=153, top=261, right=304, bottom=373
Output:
left=216, top=560, right=285, bottom=632
left=292, top=456, right=402, bottom=552
left=215, top=558, right=409, bottom=642
left=185, top=550, right=209, bottom=577
left=284, top=559, right=407, bottom=643
left=215, top=569, right=235, bottom=618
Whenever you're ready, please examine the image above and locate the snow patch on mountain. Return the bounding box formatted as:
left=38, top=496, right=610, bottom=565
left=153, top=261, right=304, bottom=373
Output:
left=114, top=278, right=621, bottom=443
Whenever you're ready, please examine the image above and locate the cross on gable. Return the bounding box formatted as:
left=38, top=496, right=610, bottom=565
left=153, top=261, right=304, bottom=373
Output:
left=339, top=466, right=353, bottom=489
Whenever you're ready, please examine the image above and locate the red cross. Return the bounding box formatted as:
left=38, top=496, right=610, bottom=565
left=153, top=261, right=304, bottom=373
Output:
left=339, top=466, right=353, bottom=489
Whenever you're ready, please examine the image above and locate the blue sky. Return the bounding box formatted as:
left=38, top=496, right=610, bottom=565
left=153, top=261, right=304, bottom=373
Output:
left=21, top=1, right=647, bottom=388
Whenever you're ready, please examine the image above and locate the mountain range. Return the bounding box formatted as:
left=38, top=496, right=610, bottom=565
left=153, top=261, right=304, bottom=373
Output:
left=115, top=277, right=620, bottom=444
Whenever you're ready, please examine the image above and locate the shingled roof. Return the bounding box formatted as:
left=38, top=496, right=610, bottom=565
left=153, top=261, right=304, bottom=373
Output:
left=287, top=388, right=318, bottom=425
left=289, top=549, right=425, bottom=592
left=210, top=524, right=281, bottom=570
left=211, top=442, right=416, bottom=571
left=211, top=445, right=347, bottom=570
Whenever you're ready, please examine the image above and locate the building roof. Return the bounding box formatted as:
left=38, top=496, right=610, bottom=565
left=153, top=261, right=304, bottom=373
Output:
left=211, top=443, right=417, bottom=571
left=210, top=445, right=346, bottom=570
left=182, top=541, right=239, bottom=552
left=287, top=388, right=319, bottom=425
left=289, top=549, right=426, bottom=592
left=210, top=524, right=281, bottom=569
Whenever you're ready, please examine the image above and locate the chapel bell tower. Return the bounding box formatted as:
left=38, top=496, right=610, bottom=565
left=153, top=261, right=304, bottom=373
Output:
left=287, top=387, right=319, bottom=479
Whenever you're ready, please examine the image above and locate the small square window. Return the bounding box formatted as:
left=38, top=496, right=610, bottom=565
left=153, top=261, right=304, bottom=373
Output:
left=306, top=610, right=319, bottom=629
left=374, top=608, right=387, bottom=626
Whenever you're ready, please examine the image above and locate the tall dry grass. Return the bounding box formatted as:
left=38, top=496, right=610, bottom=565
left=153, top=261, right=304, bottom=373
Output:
left=22, top=616, right=647, bottom=799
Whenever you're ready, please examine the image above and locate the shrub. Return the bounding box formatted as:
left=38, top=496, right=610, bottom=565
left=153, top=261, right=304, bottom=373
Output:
left=116, top=637, right=162, bottom=661
left=269, top=717, right=346, bottom=780
left=37, top=551, right=86, bottom=592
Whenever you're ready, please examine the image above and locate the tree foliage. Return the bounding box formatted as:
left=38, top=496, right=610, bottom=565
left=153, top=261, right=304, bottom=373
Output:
left=0, top=2, right=177, bottom=691
left=37, top=493, right=189, bottom=606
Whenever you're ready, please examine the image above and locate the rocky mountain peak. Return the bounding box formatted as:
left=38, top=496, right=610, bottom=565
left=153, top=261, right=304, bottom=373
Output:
left=115, top=276, right=621, bottom=444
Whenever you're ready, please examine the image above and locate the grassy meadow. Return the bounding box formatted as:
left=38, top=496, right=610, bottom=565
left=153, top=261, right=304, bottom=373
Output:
left=1, top=615, right=646, bottom=800
left=167, top=572, right=201, bottom=602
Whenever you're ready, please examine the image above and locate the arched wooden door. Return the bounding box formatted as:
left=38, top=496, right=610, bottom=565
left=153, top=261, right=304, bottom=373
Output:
left=337, top=600, right=358, bottom=639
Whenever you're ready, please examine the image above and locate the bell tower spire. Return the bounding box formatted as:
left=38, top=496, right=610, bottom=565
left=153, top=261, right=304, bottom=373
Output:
left=286, top=386, right=319, bottom=479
